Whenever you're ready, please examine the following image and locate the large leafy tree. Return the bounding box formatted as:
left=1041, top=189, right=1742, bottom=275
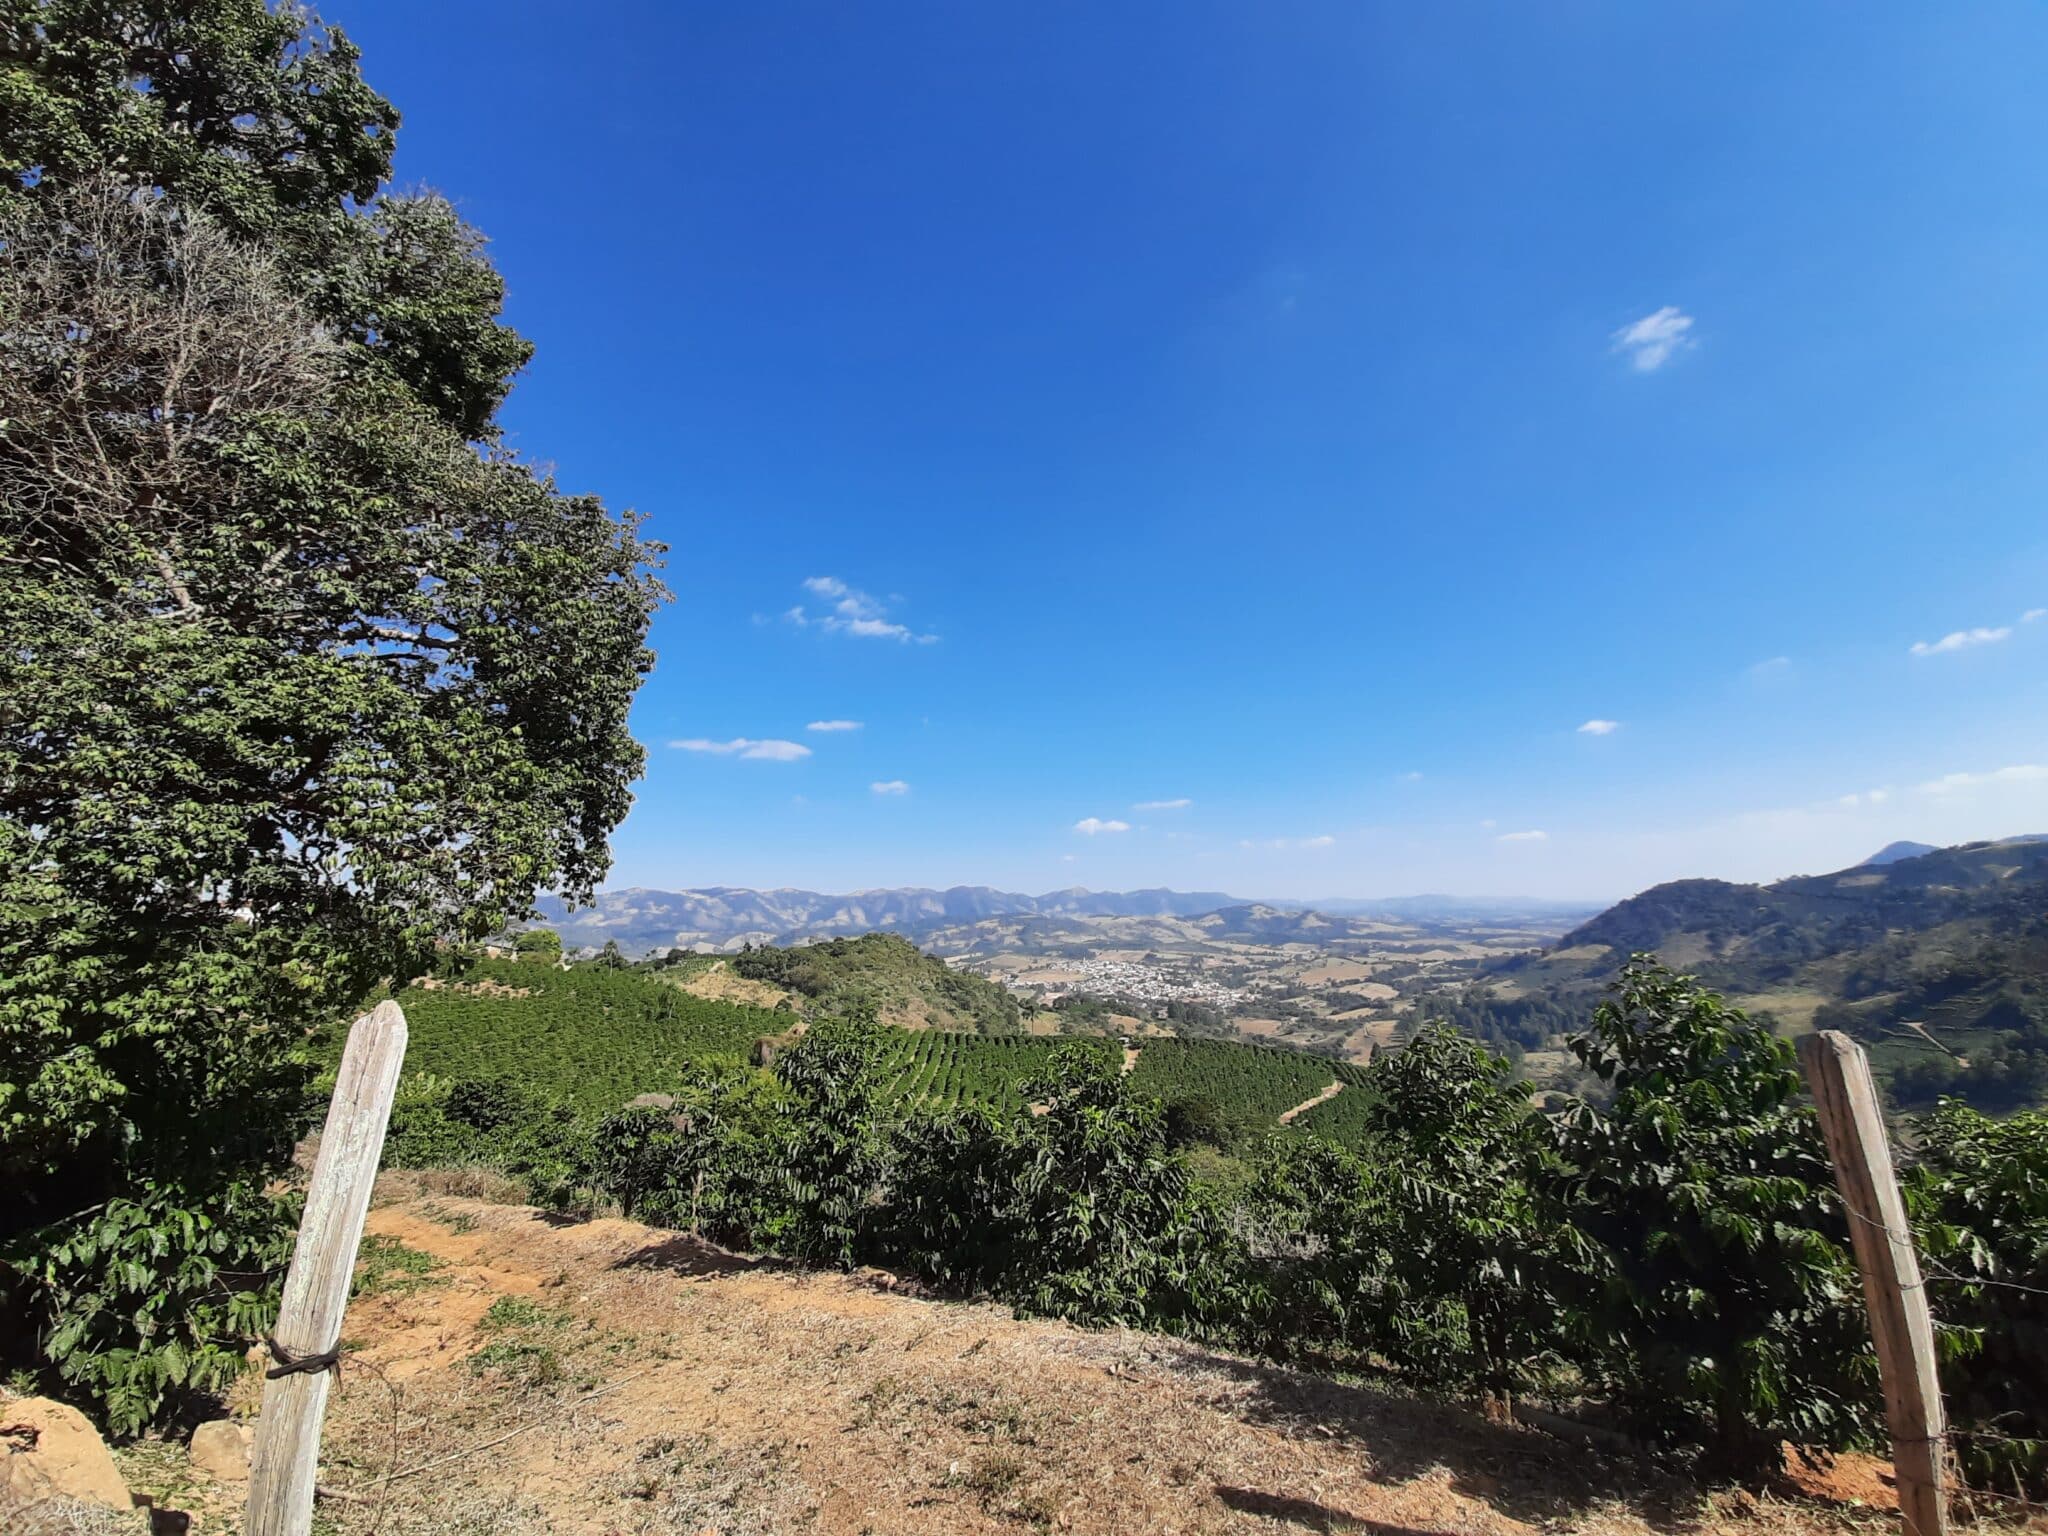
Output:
left=0, top=1, right=663, bottom=1430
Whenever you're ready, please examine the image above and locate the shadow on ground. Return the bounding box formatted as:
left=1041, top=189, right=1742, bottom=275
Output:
left=611, top=1230, right=765, bottom=1278
left=1182, top=1350, right=1710, bottom=1532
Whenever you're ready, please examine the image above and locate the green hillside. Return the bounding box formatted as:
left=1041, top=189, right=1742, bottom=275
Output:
left=671, top=932, right=1026, bottom=1034
left=374, top=959, right=783, bottom=1113
left=370, top=954, right=1374, bottom=1142
left=1442, top=836, right=2048, bottom=1108
left=877, top=1031, right=1106, bottom=1110
left=1127, top=1036, right=1338, bottom=1121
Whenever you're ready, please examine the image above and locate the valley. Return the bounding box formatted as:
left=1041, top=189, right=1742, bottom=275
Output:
left=536, top=887, right=1595, bottom=1062
left=924, top=904, right=1577, bottom=1060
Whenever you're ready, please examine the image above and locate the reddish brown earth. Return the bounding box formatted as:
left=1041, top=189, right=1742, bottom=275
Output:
left=120, top=1181, right=2007, bottom=1536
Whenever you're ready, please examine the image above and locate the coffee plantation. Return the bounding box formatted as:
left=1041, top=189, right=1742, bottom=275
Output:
left=358, top=952, right=2047, bottom=1487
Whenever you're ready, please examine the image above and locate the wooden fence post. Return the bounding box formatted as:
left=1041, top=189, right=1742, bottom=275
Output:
left=245, top=1000, right=408, bottom=1536
left=1797, top=1029, right=1947, bottom=1536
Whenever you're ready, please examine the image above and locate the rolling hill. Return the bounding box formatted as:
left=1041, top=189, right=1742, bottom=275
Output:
left=1447, top=835, right=2048, bottom=1108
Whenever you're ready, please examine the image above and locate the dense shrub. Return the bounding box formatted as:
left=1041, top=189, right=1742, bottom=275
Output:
left=1907, top=1101, right=2048, bottom=1492
left=1247, top=1028, right=1556, bottom=1397
left=585, top=1065, right=785, bottom=1237
left=1552, top=959, right=1875, bottom=1475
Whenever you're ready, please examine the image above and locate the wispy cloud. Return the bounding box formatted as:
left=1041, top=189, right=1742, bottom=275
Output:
left=1612, top=306, right=1695, bottom=372
left=1133, top=797, right=1192, bottom=811
left=1836, top=788, right=1891, bottom=808
left=1400, top=770, right=1425, bottom=783
left=785, top=576, right=938, bottom=644
left=1749, top=656, right=1792, bottom=676
left=806, top=719, right=863, bottom=732
left=1917, top=763, right=2048, bottom=795
left=1578, top=719, right=1620, bottom=736
left=1074, top=817, right=1131, bottom=835
left=870, top=779, right=910, bottom=795
left=1911, top=625, right=2012, bottom=657
left=671, top=737, right=812, bottom=762
left=1497, top=829, right=1549, bottom=843
left=1239, top=834, right=1335, bottom=850
left=2025, top=608, right=2046, bottom=624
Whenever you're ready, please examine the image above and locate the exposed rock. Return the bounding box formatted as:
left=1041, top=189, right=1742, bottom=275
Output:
left=188, top=1418, right=254, bottom=1482
left=624, top=1092, right=675, bottom=1111
left=0, top=1395, right=136, bottom=1527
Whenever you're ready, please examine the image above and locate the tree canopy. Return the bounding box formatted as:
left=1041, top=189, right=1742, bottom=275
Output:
left=0, top=0, right=664, bottom=1429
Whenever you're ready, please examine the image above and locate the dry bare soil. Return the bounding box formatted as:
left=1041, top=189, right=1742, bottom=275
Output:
left=126, top=1183, right=1941, bottom=1536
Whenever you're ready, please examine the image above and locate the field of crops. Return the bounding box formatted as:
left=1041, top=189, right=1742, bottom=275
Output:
left=1126, top=1036, right=1339, bottom=1122
left=374, top=958, right=1385, bottom=1139
left=1291, top=1060, right=1378, bottom=1150
left=875, top=1031, right=1109, bottom=1111
left=383, top=959, right=781, bottom=1112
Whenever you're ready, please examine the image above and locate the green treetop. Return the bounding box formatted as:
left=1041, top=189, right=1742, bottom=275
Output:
left=0, top=0, right=664, bottom=1430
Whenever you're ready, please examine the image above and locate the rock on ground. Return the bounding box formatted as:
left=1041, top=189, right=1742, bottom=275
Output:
left=0, top=1394, right=140, bottom=1532
left=187, top=1418, right=254, bottom=1482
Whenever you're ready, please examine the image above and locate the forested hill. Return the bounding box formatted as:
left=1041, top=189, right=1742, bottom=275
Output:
left=1454, top=835, right=2048, bottom=1108
left=654, top=932, right=1027, bottom=1034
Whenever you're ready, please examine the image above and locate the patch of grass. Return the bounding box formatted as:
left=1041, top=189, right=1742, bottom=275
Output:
left=480, top=1294, right=567, bottom=1331
left=353, top=1234, right=448, bottom=1299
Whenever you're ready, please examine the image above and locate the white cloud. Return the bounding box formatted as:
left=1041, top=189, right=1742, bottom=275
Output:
left=870, top=779, right=910, bottom=795
left=1133, top=797, right=1192, bottom=811
left=786, top=577, right=938, bottom=644
left=1498, top=829, right=1549, bottom=843
left=1578, top=719, right=1620, bottom=736
left=1073, top=817, right=1131, bottom=836
left=1479, top=818, right=1498, bottom=829
left=1612, top=306, right=1695, bottom=372
left=1240, top=834, right=1335, bottom=850
left=806, top=719, right=863, bottom=732
left=1749, top=656, right=1792, bottom=676
left=671, top=737, right=811, bottom=762
left=1836, top=788, right=1891, bottom=809
left=2024, top=608, right=2046, bottom=624
left=1911, top=626, right=2012, bottom=657
left=1400, top=770, right=1425, bottom=782
left=1917, top=763, right=2048, bottom=796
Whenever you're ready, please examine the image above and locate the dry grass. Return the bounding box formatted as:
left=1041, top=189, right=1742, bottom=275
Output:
left=110, top=1192, right=2045, bottom=1536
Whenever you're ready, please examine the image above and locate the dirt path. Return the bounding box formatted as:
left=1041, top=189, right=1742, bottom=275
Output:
left=1277, top=1079, right=1343, bottom=1124
left=123, top=1185, right=1892, bottom=1535
left=1121, top=1042, right=1141, bottom=1076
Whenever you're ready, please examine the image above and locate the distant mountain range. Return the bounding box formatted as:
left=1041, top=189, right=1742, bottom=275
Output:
left=532, top=884, right=1601, bottom=955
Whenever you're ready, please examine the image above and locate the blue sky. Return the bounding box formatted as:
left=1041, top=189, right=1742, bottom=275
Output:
left=341, top=1, right=2048, bottom=901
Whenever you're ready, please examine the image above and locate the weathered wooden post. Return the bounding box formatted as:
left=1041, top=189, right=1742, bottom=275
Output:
left=1797, top=1030, right=1947, bottom=1536
left=246, top=1000, right=408, bottom=1536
